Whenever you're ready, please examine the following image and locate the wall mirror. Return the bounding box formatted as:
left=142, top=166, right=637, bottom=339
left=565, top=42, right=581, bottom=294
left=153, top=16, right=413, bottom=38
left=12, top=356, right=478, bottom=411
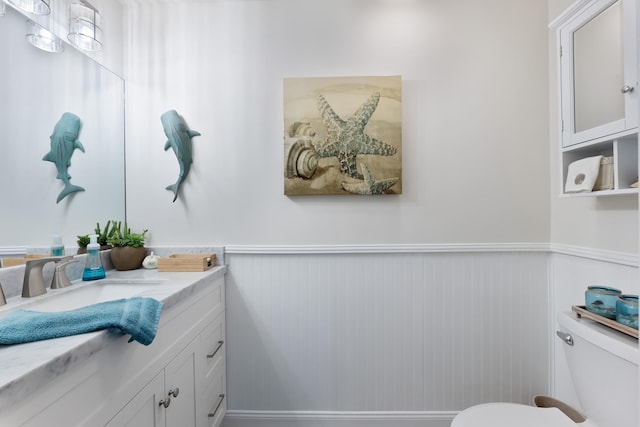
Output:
left=0, top=4, right=125, bottom=253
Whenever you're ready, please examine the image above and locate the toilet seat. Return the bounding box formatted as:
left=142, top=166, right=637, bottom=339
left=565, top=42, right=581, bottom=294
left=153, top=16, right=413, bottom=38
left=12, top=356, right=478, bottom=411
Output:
left=451, top=402, right=597, bottom=427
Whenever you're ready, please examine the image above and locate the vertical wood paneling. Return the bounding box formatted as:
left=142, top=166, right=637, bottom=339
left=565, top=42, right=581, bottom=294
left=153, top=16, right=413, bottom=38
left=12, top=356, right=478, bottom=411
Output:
left=225, top=252, right=550, bottom=412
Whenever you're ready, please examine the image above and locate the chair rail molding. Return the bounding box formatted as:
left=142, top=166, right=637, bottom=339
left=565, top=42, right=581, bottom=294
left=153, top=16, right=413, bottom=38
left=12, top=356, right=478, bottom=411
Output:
left=225, top=243, right=638, bottom=267
left=550, top=243, right=639, bottom=267
left=224, top=243, right=550, bottom=254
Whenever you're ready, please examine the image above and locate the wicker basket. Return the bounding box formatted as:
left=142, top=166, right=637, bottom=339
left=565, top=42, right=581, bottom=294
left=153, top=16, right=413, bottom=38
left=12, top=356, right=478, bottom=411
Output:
left=593, top=156, right=614, bottom=191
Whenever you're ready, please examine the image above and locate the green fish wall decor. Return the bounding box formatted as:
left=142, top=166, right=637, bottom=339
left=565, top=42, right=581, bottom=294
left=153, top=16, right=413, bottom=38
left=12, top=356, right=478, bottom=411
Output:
left=161, top=110, right=201, bottom=202
left=43, top=112, right=85, bottom=203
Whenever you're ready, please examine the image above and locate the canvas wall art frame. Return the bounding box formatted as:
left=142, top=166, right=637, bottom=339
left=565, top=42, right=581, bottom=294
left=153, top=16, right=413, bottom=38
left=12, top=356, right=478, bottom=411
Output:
left=283, top=75, right=402, bottom=195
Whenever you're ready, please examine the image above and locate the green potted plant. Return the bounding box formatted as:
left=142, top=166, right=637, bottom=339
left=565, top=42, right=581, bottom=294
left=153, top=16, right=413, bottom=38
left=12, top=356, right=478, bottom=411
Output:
left=107, top=221, right=149, bottom=271
left=76, top=221, right=115, bottom=254
left=77, top=234, right=90, bottom=254
left=95, top=220, right=115, bottom=250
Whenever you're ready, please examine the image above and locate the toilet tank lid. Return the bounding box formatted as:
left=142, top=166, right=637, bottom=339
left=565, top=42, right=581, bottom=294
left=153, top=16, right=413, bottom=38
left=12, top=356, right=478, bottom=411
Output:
left=557, top=311, right=638, bottom=365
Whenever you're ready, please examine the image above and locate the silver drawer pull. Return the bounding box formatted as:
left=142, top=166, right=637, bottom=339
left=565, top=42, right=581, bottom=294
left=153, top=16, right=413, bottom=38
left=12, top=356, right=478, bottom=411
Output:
left=168, top=388, right=179, bottom=398
left=207, top=340, right=224, bottom=358
left=208, top=394, right=225, bottom=418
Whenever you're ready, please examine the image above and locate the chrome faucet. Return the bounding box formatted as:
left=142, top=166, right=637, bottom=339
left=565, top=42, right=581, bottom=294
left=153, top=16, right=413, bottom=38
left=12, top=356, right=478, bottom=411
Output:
left=22, top=256, right=73, bottom=298
left=51, top=257, right=77, bottom=289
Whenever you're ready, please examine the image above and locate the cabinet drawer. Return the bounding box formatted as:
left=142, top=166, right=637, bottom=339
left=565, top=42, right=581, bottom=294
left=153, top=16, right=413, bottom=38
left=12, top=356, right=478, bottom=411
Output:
left=203, top=361, right=226, bottom=427
left=202, top=312, right=225, bottom=380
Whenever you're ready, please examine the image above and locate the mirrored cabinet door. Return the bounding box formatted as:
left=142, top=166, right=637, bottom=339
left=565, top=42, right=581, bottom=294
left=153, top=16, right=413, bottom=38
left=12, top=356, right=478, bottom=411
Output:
left=574, top=0, right=624, bottom=133
left=560, top=0, right=638, bottom=148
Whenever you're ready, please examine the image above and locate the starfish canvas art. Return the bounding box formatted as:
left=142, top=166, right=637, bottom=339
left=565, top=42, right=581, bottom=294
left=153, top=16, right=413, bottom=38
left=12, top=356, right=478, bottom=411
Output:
left=284, top=76, right=402, bottom=195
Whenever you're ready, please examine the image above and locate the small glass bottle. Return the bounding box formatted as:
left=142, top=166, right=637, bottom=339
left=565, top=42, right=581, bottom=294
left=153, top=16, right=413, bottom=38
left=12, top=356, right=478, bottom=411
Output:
left=82, top=234, right=105, bottom=281
left=51, top=235, right=65, bottom=256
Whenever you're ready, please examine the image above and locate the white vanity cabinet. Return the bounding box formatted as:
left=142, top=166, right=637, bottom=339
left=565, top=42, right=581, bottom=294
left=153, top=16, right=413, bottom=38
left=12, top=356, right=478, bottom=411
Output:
left=0, top=271, right=226, bottom=427
left=554, top=0, right=639, bottom=196
left=107, top=310, right=227, bottom=427
left=106, top=336, right=200, bottom=427
left=105, top=276, right=227, bottom=427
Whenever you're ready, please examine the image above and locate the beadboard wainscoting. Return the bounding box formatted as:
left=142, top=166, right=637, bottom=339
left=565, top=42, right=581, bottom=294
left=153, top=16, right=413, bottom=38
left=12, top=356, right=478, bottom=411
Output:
left=223, top=247, right=551, bottom=427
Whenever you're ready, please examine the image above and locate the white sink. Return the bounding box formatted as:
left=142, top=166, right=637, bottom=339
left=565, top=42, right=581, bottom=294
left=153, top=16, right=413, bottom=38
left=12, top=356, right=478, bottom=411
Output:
left=0, top=279, right=164, bottom=316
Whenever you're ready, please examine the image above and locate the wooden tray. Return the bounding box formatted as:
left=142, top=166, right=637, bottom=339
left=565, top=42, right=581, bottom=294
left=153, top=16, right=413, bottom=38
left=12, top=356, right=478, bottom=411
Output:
left=158, top=253, right=216, bottom=272
left=572, top=305, right=638, bottom=339
left=2, top=254, right=49, bottom=268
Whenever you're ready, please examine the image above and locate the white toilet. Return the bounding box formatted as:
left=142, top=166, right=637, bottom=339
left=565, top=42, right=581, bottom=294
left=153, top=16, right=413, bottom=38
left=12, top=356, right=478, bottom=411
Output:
left=452, top=310, right=639, bottom=427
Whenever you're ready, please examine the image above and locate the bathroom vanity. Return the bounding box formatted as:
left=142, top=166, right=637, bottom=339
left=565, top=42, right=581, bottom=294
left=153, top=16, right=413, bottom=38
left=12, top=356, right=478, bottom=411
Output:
left=0, top=267, right=226, bottom=427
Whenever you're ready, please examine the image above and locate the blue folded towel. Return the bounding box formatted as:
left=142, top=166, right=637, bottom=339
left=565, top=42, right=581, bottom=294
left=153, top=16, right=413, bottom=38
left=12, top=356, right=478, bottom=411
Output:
left=0, top=297, right=163, bottom=346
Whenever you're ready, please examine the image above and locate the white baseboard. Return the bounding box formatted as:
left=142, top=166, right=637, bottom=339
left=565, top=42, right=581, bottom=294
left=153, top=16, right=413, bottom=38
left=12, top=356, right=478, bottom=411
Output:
left=222, top=411, right=457, bottom=427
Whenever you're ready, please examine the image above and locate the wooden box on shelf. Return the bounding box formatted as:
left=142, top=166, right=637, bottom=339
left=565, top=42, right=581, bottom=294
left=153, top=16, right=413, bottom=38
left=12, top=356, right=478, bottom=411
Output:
left=593, top=156, right=614, bottom=191
left=157, top=253, right=216, bottom=272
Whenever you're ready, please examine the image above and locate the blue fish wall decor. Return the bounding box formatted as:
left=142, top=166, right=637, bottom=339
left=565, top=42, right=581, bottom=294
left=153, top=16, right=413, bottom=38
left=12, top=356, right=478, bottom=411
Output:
left=161, top=110, right=201, bottom=202
left=43, top=112, right=85, bottom=203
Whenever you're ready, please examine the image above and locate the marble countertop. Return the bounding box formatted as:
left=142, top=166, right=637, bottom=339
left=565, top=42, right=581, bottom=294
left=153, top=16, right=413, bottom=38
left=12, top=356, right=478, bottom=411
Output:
left=0, top=266, right=226, bottom=411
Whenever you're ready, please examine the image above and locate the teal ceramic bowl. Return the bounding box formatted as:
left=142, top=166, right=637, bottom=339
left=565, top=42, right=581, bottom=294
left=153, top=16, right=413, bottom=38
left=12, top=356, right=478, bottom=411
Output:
left=585, top=286, right=621, bottom=319
left=616, top=295, right=639, bottom=329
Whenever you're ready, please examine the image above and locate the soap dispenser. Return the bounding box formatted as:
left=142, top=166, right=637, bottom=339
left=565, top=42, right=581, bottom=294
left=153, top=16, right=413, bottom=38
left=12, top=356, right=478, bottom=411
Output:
left=82, top=234, right=105, bottom=281
left=51, top=235, right=64, bottom=256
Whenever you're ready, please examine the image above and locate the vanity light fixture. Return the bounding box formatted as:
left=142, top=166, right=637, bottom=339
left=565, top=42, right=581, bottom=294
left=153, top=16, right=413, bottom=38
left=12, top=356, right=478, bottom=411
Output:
left=4, top=0, right=50, bottom=15
left=26, top=19, right=64, bottom=53
left=67, top=0, right=102, bottom=52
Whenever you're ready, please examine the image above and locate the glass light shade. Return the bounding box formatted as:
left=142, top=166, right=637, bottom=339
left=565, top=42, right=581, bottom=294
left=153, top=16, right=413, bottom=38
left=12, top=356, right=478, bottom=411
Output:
left=25, top=19, right=64, bottom=53
left=67, top=2, right=102, bottom=52
left=5, top=0, right=50, bottom=15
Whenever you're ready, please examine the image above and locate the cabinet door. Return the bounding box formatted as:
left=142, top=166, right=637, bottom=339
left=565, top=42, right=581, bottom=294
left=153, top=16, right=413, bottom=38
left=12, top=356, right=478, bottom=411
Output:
left=165, top=336, right=199, bottom=427
left=106, top=372, right=166, bottom=427
left=560, top=0, right=638, bottom=147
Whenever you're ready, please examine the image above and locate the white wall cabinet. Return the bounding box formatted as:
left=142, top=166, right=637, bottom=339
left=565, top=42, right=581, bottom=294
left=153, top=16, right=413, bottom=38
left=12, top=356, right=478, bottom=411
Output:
left=555, top=0, right=639, bottom=196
